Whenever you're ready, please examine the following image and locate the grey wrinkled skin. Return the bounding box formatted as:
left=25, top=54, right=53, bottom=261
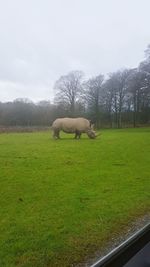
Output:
left=51, top=117, right=97, bottom=139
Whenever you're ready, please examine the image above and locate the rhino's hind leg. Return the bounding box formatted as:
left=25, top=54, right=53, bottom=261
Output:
left=53, top=129, right=60, bottom=139
left=77, top=132, right=81, bottom=139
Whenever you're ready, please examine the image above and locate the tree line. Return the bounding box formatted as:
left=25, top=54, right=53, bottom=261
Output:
left=0, top=45, right=150, bottom=128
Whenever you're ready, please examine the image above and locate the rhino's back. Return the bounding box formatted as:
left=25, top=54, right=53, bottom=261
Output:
left=52, top=118, right=63, bottom=128
left=63, top=118, right=89, bottom=132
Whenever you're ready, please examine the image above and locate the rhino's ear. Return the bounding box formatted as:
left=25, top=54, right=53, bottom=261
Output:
left=91, top=124, right=95, bottom=130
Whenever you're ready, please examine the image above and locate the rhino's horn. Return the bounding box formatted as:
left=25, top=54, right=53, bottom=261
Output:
left=95, top=132, right=101, bottom=137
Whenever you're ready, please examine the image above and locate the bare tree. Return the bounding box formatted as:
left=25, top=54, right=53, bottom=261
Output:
left=102, top=78, right=115, bottom=127
left=54, top=70, right=84, bottom=116
left=84, top=75, right=104, bottom=127
left=127, top=68, right=150, bottom=126
left=144, top=44, right=150, bottom=63
left=105, top=70, right=130, bottom=128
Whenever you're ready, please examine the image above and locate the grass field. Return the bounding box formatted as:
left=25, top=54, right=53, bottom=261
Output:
left=0, top=128, right=150, bottom=267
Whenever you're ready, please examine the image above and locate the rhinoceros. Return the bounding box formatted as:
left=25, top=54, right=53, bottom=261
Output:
left=51, top=117, right=97, bottom=139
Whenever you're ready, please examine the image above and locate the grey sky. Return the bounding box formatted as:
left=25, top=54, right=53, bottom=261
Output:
left=0, top=0, right=150, bottom=102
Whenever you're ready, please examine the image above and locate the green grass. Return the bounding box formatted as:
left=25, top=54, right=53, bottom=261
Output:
left=0, top=128, right=150, bottom=267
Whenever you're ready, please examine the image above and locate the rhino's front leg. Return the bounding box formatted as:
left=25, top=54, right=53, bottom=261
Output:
left=74, top=131, right=78, bottom=139
left=74, top=130, right=81, bottom=139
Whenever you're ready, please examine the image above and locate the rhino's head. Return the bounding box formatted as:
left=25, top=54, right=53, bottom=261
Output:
left=87, top=129, right=97, bottom=139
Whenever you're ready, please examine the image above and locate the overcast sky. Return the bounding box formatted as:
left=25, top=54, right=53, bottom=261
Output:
left=0, top=0, right=150, bottom=102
